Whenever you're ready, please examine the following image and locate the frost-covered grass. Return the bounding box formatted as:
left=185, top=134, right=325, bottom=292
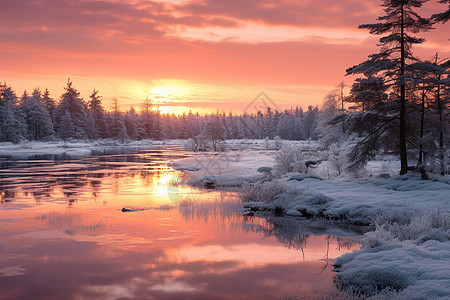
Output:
left=240, top=180, right=286, bottom=203
left=242, top=175, right=450, bottom=225
left=329, top=209, right=450, bottom=299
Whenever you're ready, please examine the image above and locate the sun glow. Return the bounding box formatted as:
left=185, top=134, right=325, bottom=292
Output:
left=150, top=80, right=193, bottom=102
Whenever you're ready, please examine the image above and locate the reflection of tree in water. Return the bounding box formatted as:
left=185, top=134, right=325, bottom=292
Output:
left=233, top=217, right=359, bottom=263
left=177, top=191, right=243, bottom=231
left=0, top=189, right=15, bottom=203
left=235, top=217, right=310, bottom=251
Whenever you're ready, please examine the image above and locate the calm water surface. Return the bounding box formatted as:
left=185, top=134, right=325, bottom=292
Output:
left=0, top=146, right=359, bottom=299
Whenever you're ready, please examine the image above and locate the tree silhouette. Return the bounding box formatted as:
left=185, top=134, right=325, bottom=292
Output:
left=346, top=0, right=432, bottom=175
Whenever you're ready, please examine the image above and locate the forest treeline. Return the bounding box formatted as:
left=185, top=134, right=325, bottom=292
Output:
left=0, top=79, right=322, bottom=143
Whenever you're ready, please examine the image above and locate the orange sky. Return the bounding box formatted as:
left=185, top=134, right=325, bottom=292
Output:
left=0, top=0, right=449, bottom=114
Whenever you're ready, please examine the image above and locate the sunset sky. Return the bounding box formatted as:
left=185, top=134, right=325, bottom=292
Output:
left=1, top=0, right=449, bottom=114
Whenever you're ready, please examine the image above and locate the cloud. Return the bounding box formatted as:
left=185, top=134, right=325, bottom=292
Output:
left=176, top=0, right=382, bottom=29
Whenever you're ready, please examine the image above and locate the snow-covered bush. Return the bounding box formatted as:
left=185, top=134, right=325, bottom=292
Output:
left=334, top=207, right=450, bottom=297
left=182, top=135, right=209, bottom=152
left=327, top=142, right=349, bottom=176
left=274, top=144, right=307, bottom=175
left=241, top=180, right=286, bottom=203
left=263, top=137, right=269, bottom=150
left=274, top=136, right=283, bottom=150
left=363, top=208, right=450, bottom=248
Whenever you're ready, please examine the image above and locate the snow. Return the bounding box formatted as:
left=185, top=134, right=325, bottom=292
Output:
left=334, top=240, right=450, bottom=299
left=170, top=149, right=276, bottom=187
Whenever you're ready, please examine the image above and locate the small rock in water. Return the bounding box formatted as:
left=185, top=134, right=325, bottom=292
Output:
left=121, top=208, right=137, bottom=212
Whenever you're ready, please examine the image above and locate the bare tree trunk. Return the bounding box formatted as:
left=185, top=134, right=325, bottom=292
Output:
left=436, top=80, right=445, bottom=175
left=418, top=85, right=426, bottom=165
left=399, top=4, right=408, bottom=175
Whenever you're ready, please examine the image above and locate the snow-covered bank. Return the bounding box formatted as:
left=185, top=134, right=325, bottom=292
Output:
left=243, top=174, right=450, bottom=224
left=0, top=139, right=185, bottom=159
left=172, top=146, right=450, bottom=298
left=170, top=149, right=275, bottom=187
left=333, top=209, right=450, bottom=299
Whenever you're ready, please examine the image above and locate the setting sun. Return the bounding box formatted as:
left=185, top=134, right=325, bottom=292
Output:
left=150, top=81, right=189, bottom=102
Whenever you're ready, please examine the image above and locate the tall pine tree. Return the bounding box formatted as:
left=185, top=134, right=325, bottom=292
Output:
left=346, top=0, right=432, bottom=174
left=55, top=79, right=87, bottom=139
left=0, top=85, right=28, bottom=143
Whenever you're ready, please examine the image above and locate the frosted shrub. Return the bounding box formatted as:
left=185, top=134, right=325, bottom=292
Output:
left=364, top=208, right=450, bottom=248
left=240, top=180, right=286, bottom=203
left=379, top=161, right=395, bottom=175
left=182, top=135, right=209, bottom=152
left=373, top=207, right=418, bottom=227
left=274, top=136, right=283, bottom=150
left=327, top=142, right=349, bottom=176
left=274, top=144, right=306, bottom=175
left=429, top=207, right=450, bottom=229
left=362, top=225, right=397, bottom=248
left=183, top=138, right=197, bottom=151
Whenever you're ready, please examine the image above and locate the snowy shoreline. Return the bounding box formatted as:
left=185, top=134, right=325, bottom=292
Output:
left=171, top=146, right=450, bottom=299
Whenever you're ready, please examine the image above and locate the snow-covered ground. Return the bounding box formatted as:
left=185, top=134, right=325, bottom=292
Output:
left=170, top=149, right=275, bottom=187
left=171, top=145, right=450, bottom=299
left=170, top=139, right=317, bottom=187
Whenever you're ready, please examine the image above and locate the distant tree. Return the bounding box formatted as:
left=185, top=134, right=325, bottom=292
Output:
left=346, top=0, right=432, bottom=174
left=204, top=114, right=225, bottom=151
left=0, top=85, right=28, bottom=143
left=303, top=106, right=320, bottom=139
left=186, top=111, right=202, bottom=138
left=88, top=89, right=106, bottom=138
left=319, top=90, right=350, bottom=148
left=141, top=97, right=153, bottom=139
left=276, top=114, right=306, bottom=140
left=111, top=97, right=121, bottom=138
left=55, top=79, right=87, bottom=139
left=42, top=88, right=56, bottom=114
left=125, top=107, right=145, bottom=140
left=58, top=109, right=75, bottom=140
left=116, top=119, right=129, bottom=143
left=21, top=88, right=54, bottom=140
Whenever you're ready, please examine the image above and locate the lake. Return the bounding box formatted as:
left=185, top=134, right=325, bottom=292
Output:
left=0, top=146, right=360, bottom=299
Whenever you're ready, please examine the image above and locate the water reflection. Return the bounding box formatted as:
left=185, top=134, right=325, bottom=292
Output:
left=0, top=147, right=360, bottom=299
